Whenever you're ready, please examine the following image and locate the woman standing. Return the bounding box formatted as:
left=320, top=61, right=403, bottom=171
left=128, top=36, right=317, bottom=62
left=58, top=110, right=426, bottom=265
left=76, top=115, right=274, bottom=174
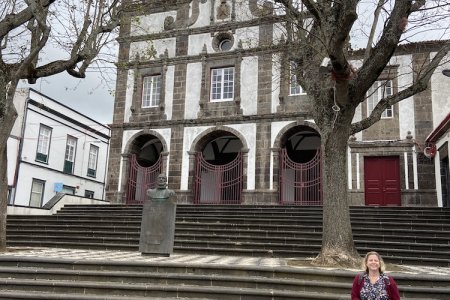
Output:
left=351, top=251, right=401, bottom=300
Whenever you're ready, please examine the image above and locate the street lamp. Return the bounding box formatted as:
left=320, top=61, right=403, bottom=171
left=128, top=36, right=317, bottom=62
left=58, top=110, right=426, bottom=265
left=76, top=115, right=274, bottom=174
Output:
left=443, top=69, right=450, bottom=77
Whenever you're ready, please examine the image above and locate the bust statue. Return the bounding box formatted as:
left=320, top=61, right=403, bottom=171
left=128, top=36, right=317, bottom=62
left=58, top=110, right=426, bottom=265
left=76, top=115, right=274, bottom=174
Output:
left=140, top=173, right=177, bottom=256
left=147, top=173, right=175, bottom=201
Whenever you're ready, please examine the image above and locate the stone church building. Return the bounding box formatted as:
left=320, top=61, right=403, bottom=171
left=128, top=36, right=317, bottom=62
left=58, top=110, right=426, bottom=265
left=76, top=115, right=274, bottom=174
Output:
left=105, top=0, right=450, bottom=207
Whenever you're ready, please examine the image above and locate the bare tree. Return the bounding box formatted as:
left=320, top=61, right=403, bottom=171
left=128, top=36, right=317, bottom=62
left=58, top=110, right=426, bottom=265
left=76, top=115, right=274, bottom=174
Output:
left=272, top=0, right=450, bottom=266
left=0, top=0, right=121, bottom=252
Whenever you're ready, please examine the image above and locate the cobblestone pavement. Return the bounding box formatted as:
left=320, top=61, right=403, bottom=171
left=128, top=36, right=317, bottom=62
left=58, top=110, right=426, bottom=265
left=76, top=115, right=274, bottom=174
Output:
left=2, top=247, right=450, bottom=276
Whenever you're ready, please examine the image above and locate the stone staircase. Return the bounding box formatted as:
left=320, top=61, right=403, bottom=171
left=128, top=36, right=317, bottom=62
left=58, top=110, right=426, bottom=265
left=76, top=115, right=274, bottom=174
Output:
left=3, top=205, right=450, bottom=299
left=0, top=251, right=449, bottom=299
left=6, top=205, right=450, bottom=266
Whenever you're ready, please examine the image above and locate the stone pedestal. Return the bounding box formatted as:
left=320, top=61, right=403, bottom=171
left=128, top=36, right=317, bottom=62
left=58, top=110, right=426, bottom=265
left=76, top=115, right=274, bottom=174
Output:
left=139, top=196, right=176, bottom=256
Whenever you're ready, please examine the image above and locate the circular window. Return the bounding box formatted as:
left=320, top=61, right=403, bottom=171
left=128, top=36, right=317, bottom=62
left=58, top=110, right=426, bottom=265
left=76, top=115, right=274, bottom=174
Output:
left=213, top=32, right=234, bottom=52
left=219, top=39, right=232, bottom=51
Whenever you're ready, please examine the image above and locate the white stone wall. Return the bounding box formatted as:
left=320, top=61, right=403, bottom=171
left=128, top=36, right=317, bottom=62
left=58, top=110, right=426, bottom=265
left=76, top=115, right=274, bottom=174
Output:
left=130, top=12, right=177, bottom=36
left=129, top=38, right=177, bottom=61
left=185, top=63, right=202, bottom=119
left=124, top=70, right=134, bottom=123
left=431, top=54, right=450, bottom=127
left=190, top=0, right=211, bottom=28
left=235, top=0, right=256, bottom=22
left=271, top=54, right=281, bottom=114
left=188, top=33, right=213, bottom=55
left=241, top=57, right=258, bottom=116
left=393, top=54, right=415, bottom=139
left=7, top=138, right=19, bottom=186
left=235, top=26, right=259, bottom=49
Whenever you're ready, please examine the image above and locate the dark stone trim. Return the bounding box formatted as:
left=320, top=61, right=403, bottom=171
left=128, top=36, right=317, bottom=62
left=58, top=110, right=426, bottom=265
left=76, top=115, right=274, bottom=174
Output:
left=110, top=111, right=311, bottom=129
left=28, top=100, right=110, bottom=140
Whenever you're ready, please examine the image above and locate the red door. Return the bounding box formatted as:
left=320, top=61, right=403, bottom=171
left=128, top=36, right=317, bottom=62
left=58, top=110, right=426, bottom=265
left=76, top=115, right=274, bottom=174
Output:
left=364, top=156, right=401, bottom=206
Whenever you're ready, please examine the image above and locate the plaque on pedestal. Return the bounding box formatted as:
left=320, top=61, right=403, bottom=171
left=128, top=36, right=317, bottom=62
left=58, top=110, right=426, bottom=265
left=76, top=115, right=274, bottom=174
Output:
left=139, top=174, right=176, bottom=256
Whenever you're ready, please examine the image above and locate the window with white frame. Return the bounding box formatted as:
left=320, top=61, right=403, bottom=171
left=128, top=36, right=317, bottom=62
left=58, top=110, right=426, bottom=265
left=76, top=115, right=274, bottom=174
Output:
left=63, top=136, right=77, bottom=174
left=142, top=75, right=161, bottom=107
left=87, top=145, right=99, bottom=177
left=36, top=125, right=52, bottom=163
left=29, top=179, right=45, bottom=207
left=290, top=62, right=305, bottom=95
left=210, top=67, right=234, bottom=101
left=367, top=80, right=393, bottom=118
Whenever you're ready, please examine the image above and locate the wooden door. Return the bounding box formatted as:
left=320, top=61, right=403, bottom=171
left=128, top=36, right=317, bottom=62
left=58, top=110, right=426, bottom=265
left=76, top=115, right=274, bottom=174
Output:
left=364, top=156, right=401, bottom=206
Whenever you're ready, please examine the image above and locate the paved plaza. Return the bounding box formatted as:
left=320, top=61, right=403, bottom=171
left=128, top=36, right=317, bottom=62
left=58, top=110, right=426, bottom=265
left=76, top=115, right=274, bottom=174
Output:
left=3, top=247, right=450, bottom=276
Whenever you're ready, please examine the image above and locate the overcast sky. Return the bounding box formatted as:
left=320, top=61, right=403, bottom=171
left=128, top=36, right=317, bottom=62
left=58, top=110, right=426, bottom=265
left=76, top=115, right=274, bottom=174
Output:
left=22, top=71, right=115, bottom=125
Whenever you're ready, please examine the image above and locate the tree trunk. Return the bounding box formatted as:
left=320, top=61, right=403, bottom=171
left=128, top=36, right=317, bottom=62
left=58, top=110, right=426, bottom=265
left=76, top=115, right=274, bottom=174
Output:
left=0, top=67, right=18, bottom=252
left=0, top=107, right=17, bottom=252
left=313, top=122, right=360, bottom=267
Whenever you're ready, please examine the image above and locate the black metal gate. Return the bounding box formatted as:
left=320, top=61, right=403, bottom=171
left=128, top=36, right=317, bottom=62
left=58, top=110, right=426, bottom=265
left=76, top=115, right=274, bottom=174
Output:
left=279, top=148, right=322, bottom=205
left=193, top=152, right=243, bottom=204
left=126, top=154, right=162, bottom=204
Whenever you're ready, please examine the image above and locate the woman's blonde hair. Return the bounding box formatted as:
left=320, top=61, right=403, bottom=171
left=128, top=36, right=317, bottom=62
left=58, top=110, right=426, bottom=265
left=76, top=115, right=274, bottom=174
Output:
left=362, top=251, right=386, bottom=273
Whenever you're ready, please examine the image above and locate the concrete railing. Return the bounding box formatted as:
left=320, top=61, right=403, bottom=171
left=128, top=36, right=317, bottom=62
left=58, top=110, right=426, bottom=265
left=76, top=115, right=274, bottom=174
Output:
left=7, top=195, right=109, bottom=215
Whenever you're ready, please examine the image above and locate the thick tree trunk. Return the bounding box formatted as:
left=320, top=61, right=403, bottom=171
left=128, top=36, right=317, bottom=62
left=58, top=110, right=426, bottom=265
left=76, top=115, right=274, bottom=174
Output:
left=0, top=66, right=18, bottom=252
left=313, top=122, right=360, bottom=268
left=0, top=109, right=17, bottom=252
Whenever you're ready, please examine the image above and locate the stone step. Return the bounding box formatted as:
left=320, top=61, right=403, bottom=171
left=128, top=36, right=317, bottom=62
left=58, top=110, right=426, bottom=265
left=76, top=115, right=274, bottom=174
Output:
left=7, top=228, right=450, bottom=247
left=59, top=204, right=450, bottom=211
left=8, top=221, right=450, bottom=239
left=0, top=291, right=201, bottom=300
left=0, top=256, right=448, bottom=299
left=7, top=230, right=450, bottom=252
left=55, top=207, right=450, bottom=216
left=7, top=216, right=450, bottom=231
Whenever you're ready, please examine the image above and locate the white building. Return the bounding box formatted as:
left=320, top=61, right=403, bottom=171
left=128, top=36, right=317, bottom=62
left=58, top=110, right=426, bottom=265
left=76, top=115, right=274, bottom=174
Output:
left=7, top=88, right=110, bottom=207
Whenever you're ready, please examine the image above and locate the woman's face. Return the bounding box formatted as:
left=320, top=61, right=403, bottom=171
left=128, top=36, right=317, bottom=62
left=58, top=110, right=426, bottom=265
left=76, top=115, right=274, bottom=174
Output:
left=366, top=254, right=380, bottom=273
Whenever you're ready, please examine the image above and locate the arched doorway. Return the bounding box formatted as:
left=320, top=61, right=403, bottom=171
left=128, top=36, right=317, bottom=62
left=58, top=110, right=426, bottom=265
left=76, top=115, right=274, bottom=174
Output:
left=279, top=126, right=322, bottom=205
left=193, top=131, right=244, bottom=204
left=126, top=134, right=164, bottom=204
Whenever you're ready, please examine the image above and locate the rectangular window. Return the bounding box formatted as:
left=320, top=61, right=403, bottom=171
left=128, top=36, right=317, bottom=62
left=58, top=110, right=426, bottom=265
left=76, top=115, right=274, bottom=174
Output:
left=210, top=67, right=234, bottom=101
left=142, top=75, right=161, bottom=107
left=62, top=185, right=75, bottom=195
left=84, top=190, right=95, bottom=199
left=63, top=136, right=77, bottom=174
left=289, top=62, right=305, bottom=95
left=87, top=145, right=99, bottom=177
left=36, top=125, right=52, bottom=163
left=30, top=179, right=45, bottom=207
left=367, top=80, right=393, bottom=118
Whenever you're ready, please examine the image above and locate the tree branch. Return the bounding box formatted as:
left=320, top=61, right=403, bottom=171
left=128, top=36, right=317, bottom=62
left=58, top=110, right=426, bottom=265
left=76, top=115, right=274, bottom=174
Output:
left=350, top=40, right=450, bottom=134
left=364, top=0, right=386, bottom=62
left=0, top=0, right=54, bottom=39
left=352, top=0, right=422, bottom=102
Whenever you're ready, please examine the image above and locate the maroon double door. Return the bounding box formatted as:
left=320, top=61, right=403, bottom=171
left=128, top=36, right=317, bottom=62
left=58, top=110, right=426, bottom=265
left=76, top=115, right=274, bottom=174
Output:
left=364, top=156, right=401, bottom=206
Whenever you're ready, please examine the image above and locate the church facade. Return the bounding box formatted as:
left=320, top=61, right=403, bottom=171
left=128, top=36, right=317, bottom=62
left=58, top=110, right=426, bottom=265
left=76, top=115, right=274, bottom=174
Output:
left=105, top=0, right=450, bottom=207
